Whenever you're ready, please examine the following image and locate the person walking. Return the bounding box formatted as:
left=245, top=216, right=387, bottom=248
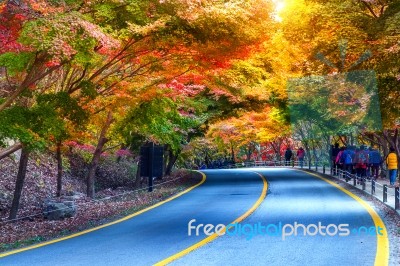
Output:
left=341, top=146, right=354, bottom=174
left=386, top=147, right=398, bottom=187
left=297, top=147, right=305, bottom=168
left=284, top=147, right=293, bottom=166
left=354, top=145, right=369, bottom=182
left=331, top=143, right=340, bottom=175
left=335, top=147, right=345, bottom=173
left=368, top=146, right=382, bottom=180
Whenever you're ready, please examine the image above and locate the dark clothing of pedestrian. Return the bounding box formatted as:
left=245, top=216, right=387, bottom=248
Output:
left=285, top=148, right=293, bottom=166
left=331, top=144, right=340, bottom=175
left=369, top=149, right=382, bottom=180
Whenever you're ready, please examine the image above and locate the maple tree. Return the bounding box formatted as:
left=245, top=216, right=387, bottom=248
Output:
left=0, top=0, right=276, bottom=221
left=206, top=106, right=289, bottom=162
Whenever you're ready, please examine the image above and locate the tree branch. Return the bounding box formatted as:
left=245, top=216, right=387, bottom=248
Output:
left=360, top=1, right=378, bottom=18
left=0, top=59, right=63, bottom=112
left=0, top=143, right=23, bottom=160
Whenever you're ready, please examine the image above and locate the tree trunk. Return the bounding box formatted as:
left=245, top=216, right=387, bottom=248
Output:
left=56, top=140, right=63, bottom=197
left=255, top=143, right=261, bottom=160
left=392, top=128, right=400, bottom=169
left=245, top=144, right=250, bottom=161
left=339, top=136, right=347, bottom=146
left=9, top=148, right=30, bottom=220
left=163, top=145, right=170, bottom=176
left=393, top=128, right=399, bottom=151
left=230, top=142, right=235, bottom=162
left=134, top=161, right=142, bottom=188
left=349, top=134, right=354, bottom=146
left=86, top=112, right=113, bottom=198
left=165, top=149, right=180, bottom=176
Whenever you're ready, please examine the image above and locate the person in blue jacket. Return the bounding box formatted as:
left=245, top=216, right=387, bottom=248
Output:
left=341, top=146, right=355, bottom=174
left=368, top=146, right=382, bottom=180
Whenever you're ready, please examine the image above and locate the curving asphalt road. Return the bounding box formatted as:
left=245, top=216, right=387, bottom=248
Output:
left=0, top=168, right=389, bottom=266
left=172, top=168, right=388, bottom=266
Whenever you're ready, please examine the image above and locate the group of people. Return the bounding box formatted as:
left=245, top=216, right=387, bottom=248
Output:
left=331, top=143, right=399, bottom=186
left=199, top=158, right=235, bottom=170
left=284, top=147, right=305, bottom=167
left=284, top=144, right=398, bottom=186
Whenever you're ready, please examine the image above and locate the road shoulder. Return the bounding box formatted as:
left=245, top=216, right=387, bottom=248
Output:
left=301, top=169, right=399, bottom=266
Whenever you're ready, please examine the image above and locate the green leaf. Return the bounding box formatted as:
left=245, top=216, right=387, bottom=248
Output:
left=0, top=52, right=34, bottom=75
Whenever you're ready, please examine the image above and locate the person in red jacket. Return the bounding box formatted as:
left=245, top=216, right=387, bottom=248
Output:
left=335, top=147, right=345, bottom=170
left=297, top=147, right=305, bottom=168
left=354, top=145, right=369, bottom=181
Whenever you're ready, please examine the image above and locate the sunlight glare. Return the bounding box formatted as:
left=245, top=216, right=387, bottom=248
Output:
left=272, top=0, right=285, bottom=22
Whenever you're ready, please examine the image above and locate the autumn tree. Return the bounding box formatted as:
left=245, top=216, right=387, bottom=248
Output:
left=0, top=91, right=86, bottom=219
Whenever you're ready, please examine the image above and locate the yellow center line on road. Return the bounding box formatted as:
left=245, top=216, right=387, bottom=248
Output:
left=0, top=171, right=207, bottom=258
left=299, top=170, right=389, bottom=266
left=154, top=171, right=268, bottom=266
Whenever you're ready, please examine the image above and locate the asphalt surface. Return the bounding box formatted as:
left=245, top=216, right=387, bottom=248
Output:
left=0, top=170, right=265, bottom=265
left=0, top=168, right=386, bottom=266
left=173, top=168, right=380, bottom=266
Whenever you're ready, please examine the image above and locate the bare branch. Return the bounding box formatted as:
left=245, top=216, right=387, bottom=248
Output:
left=0, top=143, right=23, bottom=160
left=359, top=0, right=378, bottom=18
